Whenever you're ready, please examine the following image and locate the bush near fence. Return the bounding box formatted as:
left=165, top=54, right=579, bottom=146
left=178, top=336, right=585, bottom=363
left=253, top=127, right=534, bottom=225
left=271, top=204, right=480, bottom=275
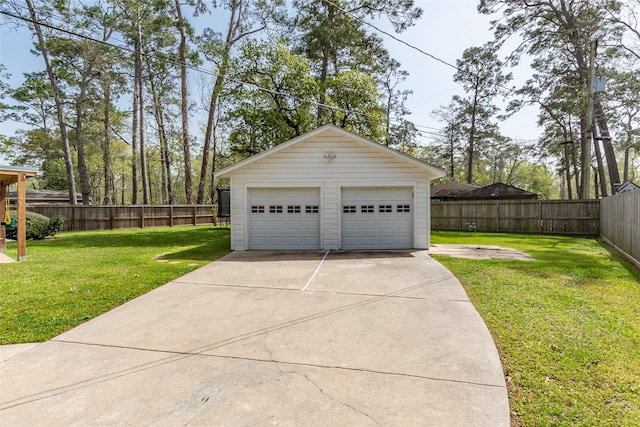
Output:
left=28, top=205, right=216, bottom=232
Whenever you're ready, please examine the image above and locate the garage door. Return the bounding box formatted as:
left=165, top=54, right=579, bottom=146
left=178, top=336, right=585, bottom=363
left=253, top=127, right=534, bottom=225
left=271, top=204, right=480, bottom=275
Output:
left=248, top=188, right=321, bottom=250
left=341, top=187, right=412, bottom=249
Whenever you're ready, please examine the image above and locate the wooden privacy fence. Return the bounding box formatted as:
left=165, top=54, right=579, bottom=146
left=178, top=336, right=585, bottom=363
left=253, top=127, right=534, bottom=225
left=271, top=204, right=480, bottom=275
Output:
left=28, top=205, right=216, bottom=232
left=600, top=191, right=640, bottom=268
left=431, top=200, right=600, bottom=235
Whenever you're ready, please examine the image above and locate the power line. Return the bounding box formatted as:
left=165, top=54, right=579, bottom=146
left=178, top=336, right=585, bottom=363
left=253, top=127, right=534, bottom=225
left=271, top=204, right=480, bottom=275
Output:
left=0, top=7, right=457, bottom=139
left=322, top=0, right=515, bottom=98
left=322, top=0, right=459, bottom=71
left=0, top=8, right=378, bottom=122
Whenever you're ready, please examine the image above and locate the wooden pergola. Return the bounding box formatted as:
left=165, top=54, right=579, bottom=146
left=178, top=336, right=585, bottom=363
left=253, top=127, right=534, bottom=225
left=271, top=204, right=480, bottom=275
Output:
left=1, top=166, right=39, bottom=261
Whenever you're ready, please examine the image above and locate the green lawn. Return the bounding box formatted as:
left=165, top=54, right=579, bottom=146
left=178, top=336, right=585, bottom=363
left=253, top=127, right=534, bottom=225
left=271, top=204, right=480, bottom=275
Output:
left=430, top=231, right=640, bottom=427
left=1, top=226, right=231, bottom=344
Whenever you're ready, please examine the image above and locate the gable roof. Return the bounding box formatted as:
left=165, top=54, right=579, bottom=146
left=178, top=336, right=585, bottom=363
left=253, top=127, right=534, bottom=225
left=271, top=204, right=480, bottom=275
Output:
left=431, top=182, right=482, bottom=199
left=458, top=182, right=538, bottom=200
left=215, top=124, right=445, bottom=179
left=617, top=180, right=639, bottom=193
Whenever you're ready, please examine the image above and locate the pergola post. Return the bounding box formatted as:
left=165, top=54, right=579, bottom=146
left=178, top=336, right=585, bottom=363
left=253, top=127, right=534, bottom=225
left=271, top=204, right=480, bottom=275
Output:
left=17, top=172, right=27, bottom=261
left=0, top=166, right=39, bottom=261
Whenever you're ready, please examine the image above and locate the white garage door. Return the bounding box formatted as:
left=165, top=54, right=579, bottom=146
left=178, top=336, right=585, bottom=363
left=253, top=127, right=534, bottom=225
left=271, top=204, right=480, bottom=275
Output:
left=248, top=188, right=321, bottom=250
left=341, top=187, right=412, bottom=249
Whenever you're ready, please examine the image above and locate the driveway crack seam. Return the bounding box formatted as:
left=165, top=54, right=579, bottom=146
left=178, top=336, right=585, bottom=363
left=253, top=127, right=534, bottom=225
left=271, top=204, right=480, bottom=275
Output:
left=289, top=369, right=382, bottom=426
left=49, top=340, right=505, bottom=389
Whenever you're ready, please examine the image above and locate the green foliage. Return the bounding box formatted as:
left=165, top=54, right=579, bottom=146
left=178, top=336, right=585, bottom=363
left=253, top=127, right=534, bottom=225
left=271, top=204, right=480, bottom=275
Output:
left=432, top=231, right=640, bottom=426
left=226, top=37, right=320, bottom=156
left=0, top=226, right=231, bottom=343
left=4, top=211, right=65, bottom=240
left=325, top=69, right=387, bottom=142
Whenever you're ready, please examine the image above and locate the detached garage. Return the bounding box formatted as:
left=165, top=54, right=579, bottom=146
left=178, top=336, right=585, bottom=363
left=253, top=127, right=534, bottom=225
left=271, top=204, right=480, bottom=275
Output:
left=215, top=124, right=445, bottom=251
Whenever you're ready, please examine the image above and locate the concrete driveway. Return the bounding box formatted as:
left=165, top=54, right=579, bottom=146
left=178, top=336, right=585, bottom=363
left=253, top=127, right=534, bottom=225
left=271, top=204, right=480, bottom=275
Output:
left=0, top=250, right=509, bottom=426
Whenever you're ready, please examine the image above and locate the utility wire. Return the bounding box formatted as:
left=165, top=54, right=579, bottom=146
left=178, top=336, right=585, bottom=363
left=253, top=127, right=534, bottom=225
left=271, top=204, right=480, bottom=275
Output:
left=0, top=8, right=451, bottom=137
left=0, top=9, right=375, bottom=121
left=322, top=0, right=514, bottom=98
left=322, top=0, right=459, bottom=71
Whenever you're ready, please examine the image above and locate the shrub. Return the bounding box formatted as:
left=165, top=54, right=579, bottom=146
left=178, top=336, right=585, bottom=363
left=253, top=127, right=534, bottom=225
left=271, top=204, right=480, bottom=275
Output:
left=3, top=211, right=65, bottom=240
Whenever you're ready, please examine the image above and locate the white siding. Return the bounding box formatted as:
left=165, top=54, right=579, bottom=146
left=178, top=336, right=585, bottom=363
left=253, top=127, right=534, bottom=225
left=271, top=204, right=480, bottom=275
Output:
left=224, top=129, right=436, bottom=250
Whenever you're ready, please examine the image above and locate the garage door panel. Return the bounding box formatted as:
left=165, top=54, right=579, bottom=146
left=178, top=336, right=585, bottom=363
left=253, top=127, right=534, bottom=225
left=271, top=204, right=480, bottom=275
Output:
left=341, top=187, right=412, bottom=250
left=249, top=188, right=320, bottom=250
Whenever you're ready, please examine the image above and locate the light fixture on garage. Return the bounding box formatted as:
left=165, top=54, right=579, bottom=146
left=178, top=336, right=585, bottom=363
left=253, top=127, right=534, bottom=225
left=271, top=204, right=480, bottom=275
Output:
left=323, top=152, right=336, bottom=162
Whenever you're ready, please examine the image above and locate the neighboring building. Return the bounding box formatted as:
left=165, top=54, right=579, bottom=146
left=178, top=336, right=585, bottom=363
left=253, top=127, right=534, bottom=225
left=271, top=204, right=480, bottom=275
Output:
left=7, top=189, right=86, bottom=206
left=617, top=180, right=639, bottom=193
left=215, top=124, right=445, bottom=250
left=455, top=182, right=538, bottom=200
left=431, top=182, right=482, bottom=201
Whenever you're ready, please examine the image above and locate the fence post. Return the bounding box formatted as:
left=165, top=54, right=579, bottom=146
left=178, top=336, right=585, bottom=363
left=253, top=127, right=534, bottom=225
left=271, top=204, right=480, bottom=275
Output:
left=538, top=202, right=543, bottom=234
left=458, top=203, right=462, bottom=231
left=110, top=205, right=115, bottom=230
left=170, top=206, right=174, bottom=227
left=140, top=205, right=144, bottom=228
left=496, top=202, right=500, bottom=232
left=193, top=205, right=197, bottom=226
left=72, top=206, right=76, bottom=231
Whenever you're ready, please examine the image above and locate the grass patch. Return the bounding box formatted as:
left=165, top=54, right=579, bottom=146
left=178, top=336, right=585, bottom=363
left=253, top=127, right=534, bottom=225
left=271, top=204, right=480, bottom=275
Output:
left=1, top=226, right=231, bottom=344
left=430, top=231, right=640, bottom=426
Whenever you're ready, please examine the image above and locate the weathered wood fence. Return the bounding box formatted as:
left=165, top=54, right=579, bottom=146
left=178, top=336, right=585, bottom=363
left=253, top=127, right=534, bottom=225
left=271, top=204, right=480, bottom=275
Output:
left=431, top=200, right=600, bottom=235
left=28, top=205, right=216, bottom=232
left=600, top=191, right=640, bottom=268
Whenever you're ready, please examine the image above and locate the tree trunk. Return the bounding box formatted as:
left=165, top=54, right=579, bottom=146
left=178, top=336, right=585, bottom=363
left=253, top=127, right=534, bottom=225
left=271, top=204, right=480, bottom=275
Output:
left=593, top=135, right=608, bottom=197
left=210, top=129, right=218, bottom=203
left=566, top=125, right=579, bottom=198
left=25, top=0, right=77, bottom=205
left=594, top=99, right=621, bottom=193
left=146, top=62, right=171, bottom=204
left=198, top=68, right=227, bottom=204
left=131, top=60, right=139, bottom=205
left=175, top=0, right=193, bottom=204
left=563, top=142, right=573, bottom=200
left=197, top=0, right=240, bottom=204
left=316, top=1, right=335, bottom=122
left=76, top=72, right=92, bottom=205
left=102, top=69, right=114, bottom=205
left=137, top=18, right=150, bottom=205
left=466, top=94, right=479, bottom=184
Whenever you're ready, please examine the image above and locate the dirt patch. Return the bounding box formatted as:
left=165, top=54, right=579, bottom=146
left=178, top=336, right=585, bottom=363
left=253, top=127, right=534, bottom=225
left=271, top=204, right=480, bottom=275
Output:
left=428, top=244, right=535, bottom=261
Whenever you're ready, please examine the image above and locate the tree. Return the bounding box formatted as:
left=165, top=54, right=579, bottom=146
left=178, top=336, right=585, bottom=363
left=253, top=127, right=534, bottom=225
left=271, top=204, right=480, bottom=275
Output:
left=44, top=0, right=119, bottom=205
left=292, top=0, right=421, bottom=121
left=381, top=58, right=415, bottom=149
left=225, top=37, right=318, bottom=156
left=431, top=103, right=465, bottom=181
left=196, top=0, right=285, bottom=204
left=452, top=44, right=512, bottom=184
left=478, top=0, right=626, bottom=197
left=23, top=0, right=77, bottom=204
left=325, top=69, right=386, bottom=142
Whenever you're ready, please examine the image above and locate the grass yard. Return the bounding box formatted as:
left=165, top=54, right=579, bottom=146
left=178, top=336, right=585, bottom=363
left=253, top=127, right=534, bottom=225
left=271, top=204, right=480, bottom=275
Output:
left=431, top=231, right=640, bottom=427
left=1, top=226, right=231, bottom=344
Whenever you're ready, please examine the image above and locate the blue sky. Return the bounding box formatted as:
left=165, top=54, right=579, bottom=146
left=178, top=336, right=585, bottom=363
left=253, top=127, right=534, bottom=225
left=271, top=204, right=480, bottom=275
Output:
left=0, top=0, right=541, bottom=151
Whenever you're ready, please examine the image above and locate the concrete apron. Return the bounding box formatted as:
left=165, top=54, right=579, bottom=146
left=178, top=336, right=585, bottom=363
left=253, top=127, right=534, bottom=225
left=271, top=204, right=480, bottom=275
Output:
left=0, top=251, right=509, bottom=426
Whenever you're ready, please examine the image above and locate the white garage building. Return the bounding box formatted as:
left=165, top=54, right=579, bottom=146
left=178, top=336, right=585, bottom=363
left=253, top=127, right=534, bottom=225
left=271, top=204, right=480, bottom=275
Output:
left=215, top=124, right=445, bottom=251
